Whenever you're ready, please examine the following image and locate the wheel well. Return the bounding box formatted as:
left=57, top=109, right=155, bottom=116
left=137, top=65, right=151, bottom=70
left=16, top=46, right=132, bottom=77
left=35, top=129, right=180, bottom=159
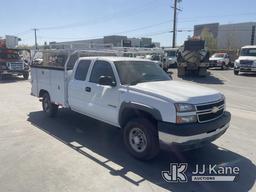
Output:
left=120, top=108, right=157, bottom=128
left=39, top=89, right=48, bottom=98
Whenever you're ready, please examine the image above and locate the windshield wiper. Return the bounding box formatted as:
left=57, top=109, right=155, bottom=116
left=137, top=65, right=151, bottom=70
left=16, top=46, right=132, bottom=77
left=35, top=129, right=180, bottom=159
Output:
left=130, top=78, right=144, bottom=85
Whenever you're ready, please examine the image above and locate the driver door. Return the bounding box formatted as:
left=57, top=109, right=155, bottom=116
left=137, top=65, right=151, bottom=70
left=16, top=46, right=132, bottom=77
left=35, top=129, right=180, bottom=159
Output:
left=85, top=60, right=120, bottom=125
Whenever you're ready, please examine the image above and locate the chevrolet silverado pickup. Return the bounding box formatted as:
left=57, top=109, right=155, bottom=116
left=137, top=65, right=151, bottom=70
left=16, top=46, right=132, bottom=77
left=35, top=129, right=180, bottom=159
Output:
left=234, top=45, right=256, bottom=75
left=31, top=51, right=231, bottom=160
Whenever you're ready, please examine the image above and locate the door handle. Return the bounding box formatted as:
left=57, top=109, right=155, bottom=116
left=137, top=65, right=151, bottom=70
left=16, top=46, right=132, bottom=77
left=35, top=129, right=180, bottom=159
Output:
left=85, top=87, right=91, bottom=92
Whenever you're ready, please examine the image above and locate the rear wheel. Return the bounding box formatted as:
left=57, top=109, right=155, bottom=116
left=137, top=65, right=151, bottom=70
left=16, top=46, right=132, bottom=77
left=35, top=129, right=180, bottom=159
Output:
left=234, top=70, right=239, bottom=75
left=42, top=93, right=58, bottom=117
left=198, top=67, right=207, bottom=77
left=177, top=66, right=185, bottom=77
left=221, top=62, right=226, bottom=70
left=123, top=118, right=159, bottom=160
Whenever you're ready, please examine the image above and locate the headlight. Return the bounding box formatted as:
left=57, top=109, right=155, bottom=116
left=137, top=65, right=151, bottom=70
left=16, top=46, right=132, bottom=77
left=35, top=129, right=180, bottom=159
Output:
left=175, top=103, right=197, bottom=124
left=175, top=103, right=196, bottom=112
left=176, top=115, right=197, bottom=124
left=234, top=61, right=240, bottom=67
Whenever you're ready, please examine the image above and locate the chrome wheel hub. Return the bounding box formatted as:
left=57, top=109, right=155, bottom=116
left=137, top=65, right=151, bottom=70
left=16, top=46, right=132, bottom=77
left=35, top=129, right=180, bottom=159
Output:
left=129, top=127, right=147, bottom=153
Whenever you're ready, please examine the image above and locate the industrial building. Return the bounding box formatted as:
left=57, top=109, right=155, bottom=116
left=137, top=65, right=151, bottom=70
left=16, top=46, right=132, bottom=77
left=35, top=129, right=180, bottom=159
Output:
left=194, top=23, right=219, bottom=39
left=50, top=35, right=160, bottom=49
left=194, top=22, right=256, bottom=49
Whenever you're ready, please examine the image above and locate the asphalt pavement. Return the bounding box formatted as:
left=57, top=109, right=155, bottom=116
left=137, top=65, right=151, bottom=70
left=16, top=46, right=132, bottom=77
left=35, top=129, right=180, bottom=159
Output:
left=0, top=69, right=255, bottom=192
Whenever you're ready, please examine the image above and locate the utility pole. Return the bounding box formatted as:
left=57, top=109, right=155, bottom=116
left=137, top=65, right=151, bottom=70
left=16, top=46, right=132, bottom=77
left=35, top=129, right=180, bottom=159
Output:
left=33, top=28, right=38, bottom=50
left=172, top=0, right=178, bottom=48
left=171, top=0, right=182, bottom=48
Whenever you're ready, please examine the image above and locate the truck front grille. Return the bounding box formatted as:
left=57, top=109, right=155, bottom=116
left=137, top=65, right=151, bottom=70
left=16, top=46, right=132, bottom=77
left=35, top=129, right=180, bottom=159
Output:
left=196, top=99, right=225, bottom=123
left=240, top=60, right=253, bottom=65
left=9, top=62, right=24, bottom=70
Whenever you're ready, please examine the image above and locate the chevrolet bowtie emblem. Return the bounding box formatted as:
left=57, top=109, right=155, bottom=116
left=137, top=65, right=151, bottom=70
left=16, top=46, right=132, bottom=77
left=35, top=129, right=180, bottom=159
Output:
left=211, top=106, right=219, bottom=113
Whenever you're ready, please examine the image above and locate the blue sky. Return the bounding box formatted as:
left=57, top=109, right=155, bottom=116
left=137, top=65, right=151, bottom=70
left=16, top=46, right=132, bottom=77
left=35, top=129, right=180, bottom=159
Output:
left=0, top=0, right=255, bottom=46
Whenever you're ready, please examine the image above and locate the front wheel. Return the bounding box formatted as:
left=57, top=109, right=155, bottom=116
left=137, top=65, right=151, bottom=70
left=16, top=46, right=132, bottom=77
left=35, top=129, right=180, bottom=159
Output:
left=42, top=93, right=58, bottom=117
left=23, top=72, right=29, bottom=80
left=123, top=118, right=159, bottom=160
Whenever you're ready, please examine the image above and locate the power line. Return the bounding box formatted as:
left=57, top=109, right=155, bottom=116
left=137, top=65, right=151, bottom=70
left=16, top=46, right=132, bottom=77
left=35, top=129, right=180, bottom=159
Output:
left=37, top=0, right=158, bottom=31
left=13, top=30, right=32, bottom=37
left=38, top=30, right=170, bottom=42
left=38, top=11, right=256, bottom=31
left=36, top=20, right=172, bottom=41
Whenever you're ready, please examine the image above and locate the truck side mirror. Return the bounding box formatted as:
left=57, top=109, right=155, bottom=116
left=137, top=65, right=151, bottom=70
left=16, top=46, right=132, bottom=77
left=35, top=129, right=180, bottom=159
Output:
left=98, top=76, right=116, bottom=87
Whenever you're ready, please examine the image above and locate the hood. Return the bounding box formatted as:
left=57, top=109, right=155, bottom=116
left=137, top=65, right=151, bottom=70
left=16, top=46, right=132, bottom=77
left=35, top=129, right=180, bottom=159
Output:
left=129, top=80, right=222, bottom=104
left=237, top=56, right=256, bottom=62
left=209, top=57, right=224, bottom=61
left=152, top=60, right=162, bottom=65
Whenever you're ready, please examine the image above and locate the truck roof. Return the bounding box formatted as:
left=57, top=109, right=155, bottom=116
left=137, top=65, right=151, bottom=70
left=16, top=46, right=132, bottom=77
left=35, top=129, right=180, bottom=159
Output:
left=241, top=45, right=256, bottom=49
left=80, top=56, right=151, bottom=62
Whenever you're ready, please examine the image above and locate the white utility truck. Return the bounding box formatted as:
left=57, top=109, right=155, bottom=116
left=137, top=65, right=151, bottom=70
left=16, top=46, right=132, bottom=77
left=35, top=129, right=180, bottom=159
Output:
left=31, top=50, right=231, bottom=160
left=234, top=45, right=256, bottom=75
left=164, top=47, right=178, bottom=68
left=209, top=53, right=230, bottom=70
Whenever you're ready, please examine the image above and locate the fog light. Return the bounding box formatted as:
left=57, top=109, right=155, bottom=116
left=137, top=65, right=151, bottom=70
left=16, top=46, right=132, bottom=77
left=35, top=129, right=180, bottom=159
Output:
left=176, top=115, right=197, bottom=124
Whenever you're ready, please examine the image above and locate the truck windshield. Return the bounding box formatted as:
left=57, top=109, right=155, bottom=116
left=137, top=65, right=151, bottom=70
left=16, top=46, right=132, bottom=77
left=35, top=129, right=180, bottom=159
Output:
left=240, top=48, right=256, bottom=57
left=114, top=61, right=171, bottom=85
left=151, top=55, right=161, bottom=61
left=166, top=51, right=176, bottom=57
left=0, top=53, right=20, bottom=60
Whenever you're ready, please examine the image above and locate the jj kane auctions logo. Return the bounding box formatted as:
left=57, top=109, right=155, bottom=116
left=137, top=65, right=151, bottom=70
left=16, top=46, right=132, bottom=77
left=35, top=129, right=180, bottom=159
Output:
left=162, top=163, right=239, bottom=182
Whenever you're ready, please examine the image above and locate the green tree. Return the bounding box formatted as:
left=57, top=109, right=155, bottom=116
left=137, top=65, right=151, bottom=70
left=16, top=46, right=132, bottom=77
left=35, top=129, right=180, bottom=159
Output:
left=200, top=28, right=217, bottom=50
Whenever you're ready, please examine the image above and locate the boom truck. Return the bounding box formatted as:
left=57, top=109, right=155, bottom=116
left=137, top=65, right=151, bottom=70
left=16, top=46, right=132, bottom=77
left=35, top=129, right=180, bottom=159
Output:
left=0, top=37, right=30, bottom=79
left=177, top=39, right=209, bottom=77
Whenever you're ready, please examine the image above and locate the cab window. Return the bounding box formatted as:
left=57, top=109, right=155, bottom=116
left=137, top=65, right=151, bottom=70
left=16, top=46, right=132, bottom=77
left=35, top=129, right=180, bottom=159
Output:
left=74, top=60, right=91, bottom=81
left=90, top=60, right=116, bottom=84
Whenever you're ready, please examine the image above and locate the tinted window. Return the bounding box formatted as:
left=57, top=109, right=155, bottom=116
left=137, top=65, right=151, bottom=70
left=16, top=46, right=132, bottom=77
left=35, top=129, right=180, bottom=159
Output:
left=240, top=48, right=256, bottom=57
left=213, top=53, right=225, bottom=58
left=74, top=60, right=91, bottom=81
left=67, top=53, right=79, bottom=70
left=114, top=61, right=171, bottom=85
left=90, top=60, right=115, bottom=83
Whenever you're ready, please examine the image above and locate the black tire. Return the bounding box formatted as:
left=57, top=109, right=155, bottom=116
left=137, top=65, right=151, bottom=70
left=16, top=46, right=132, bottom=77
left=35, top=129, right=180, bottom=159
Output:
left=23, top=72, right=29, bottom=80
left=163, top=68, right=168, bottom=73
left=234, top=70, right=239, bottom=75
left=123, top=118, right=159, bottom=160
left=221, top=63, right=225, bottom=70
left=42, top=93, right=58, bottom=117
left=177, top=66, right=185, bottom=77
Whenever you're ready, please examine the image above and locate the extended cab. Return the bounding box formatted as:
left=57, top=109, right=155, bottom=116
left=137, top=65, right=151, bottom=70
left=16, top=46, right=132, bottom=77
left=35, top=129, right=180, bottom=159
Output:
left=31, top=51, right=231, bottom=160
